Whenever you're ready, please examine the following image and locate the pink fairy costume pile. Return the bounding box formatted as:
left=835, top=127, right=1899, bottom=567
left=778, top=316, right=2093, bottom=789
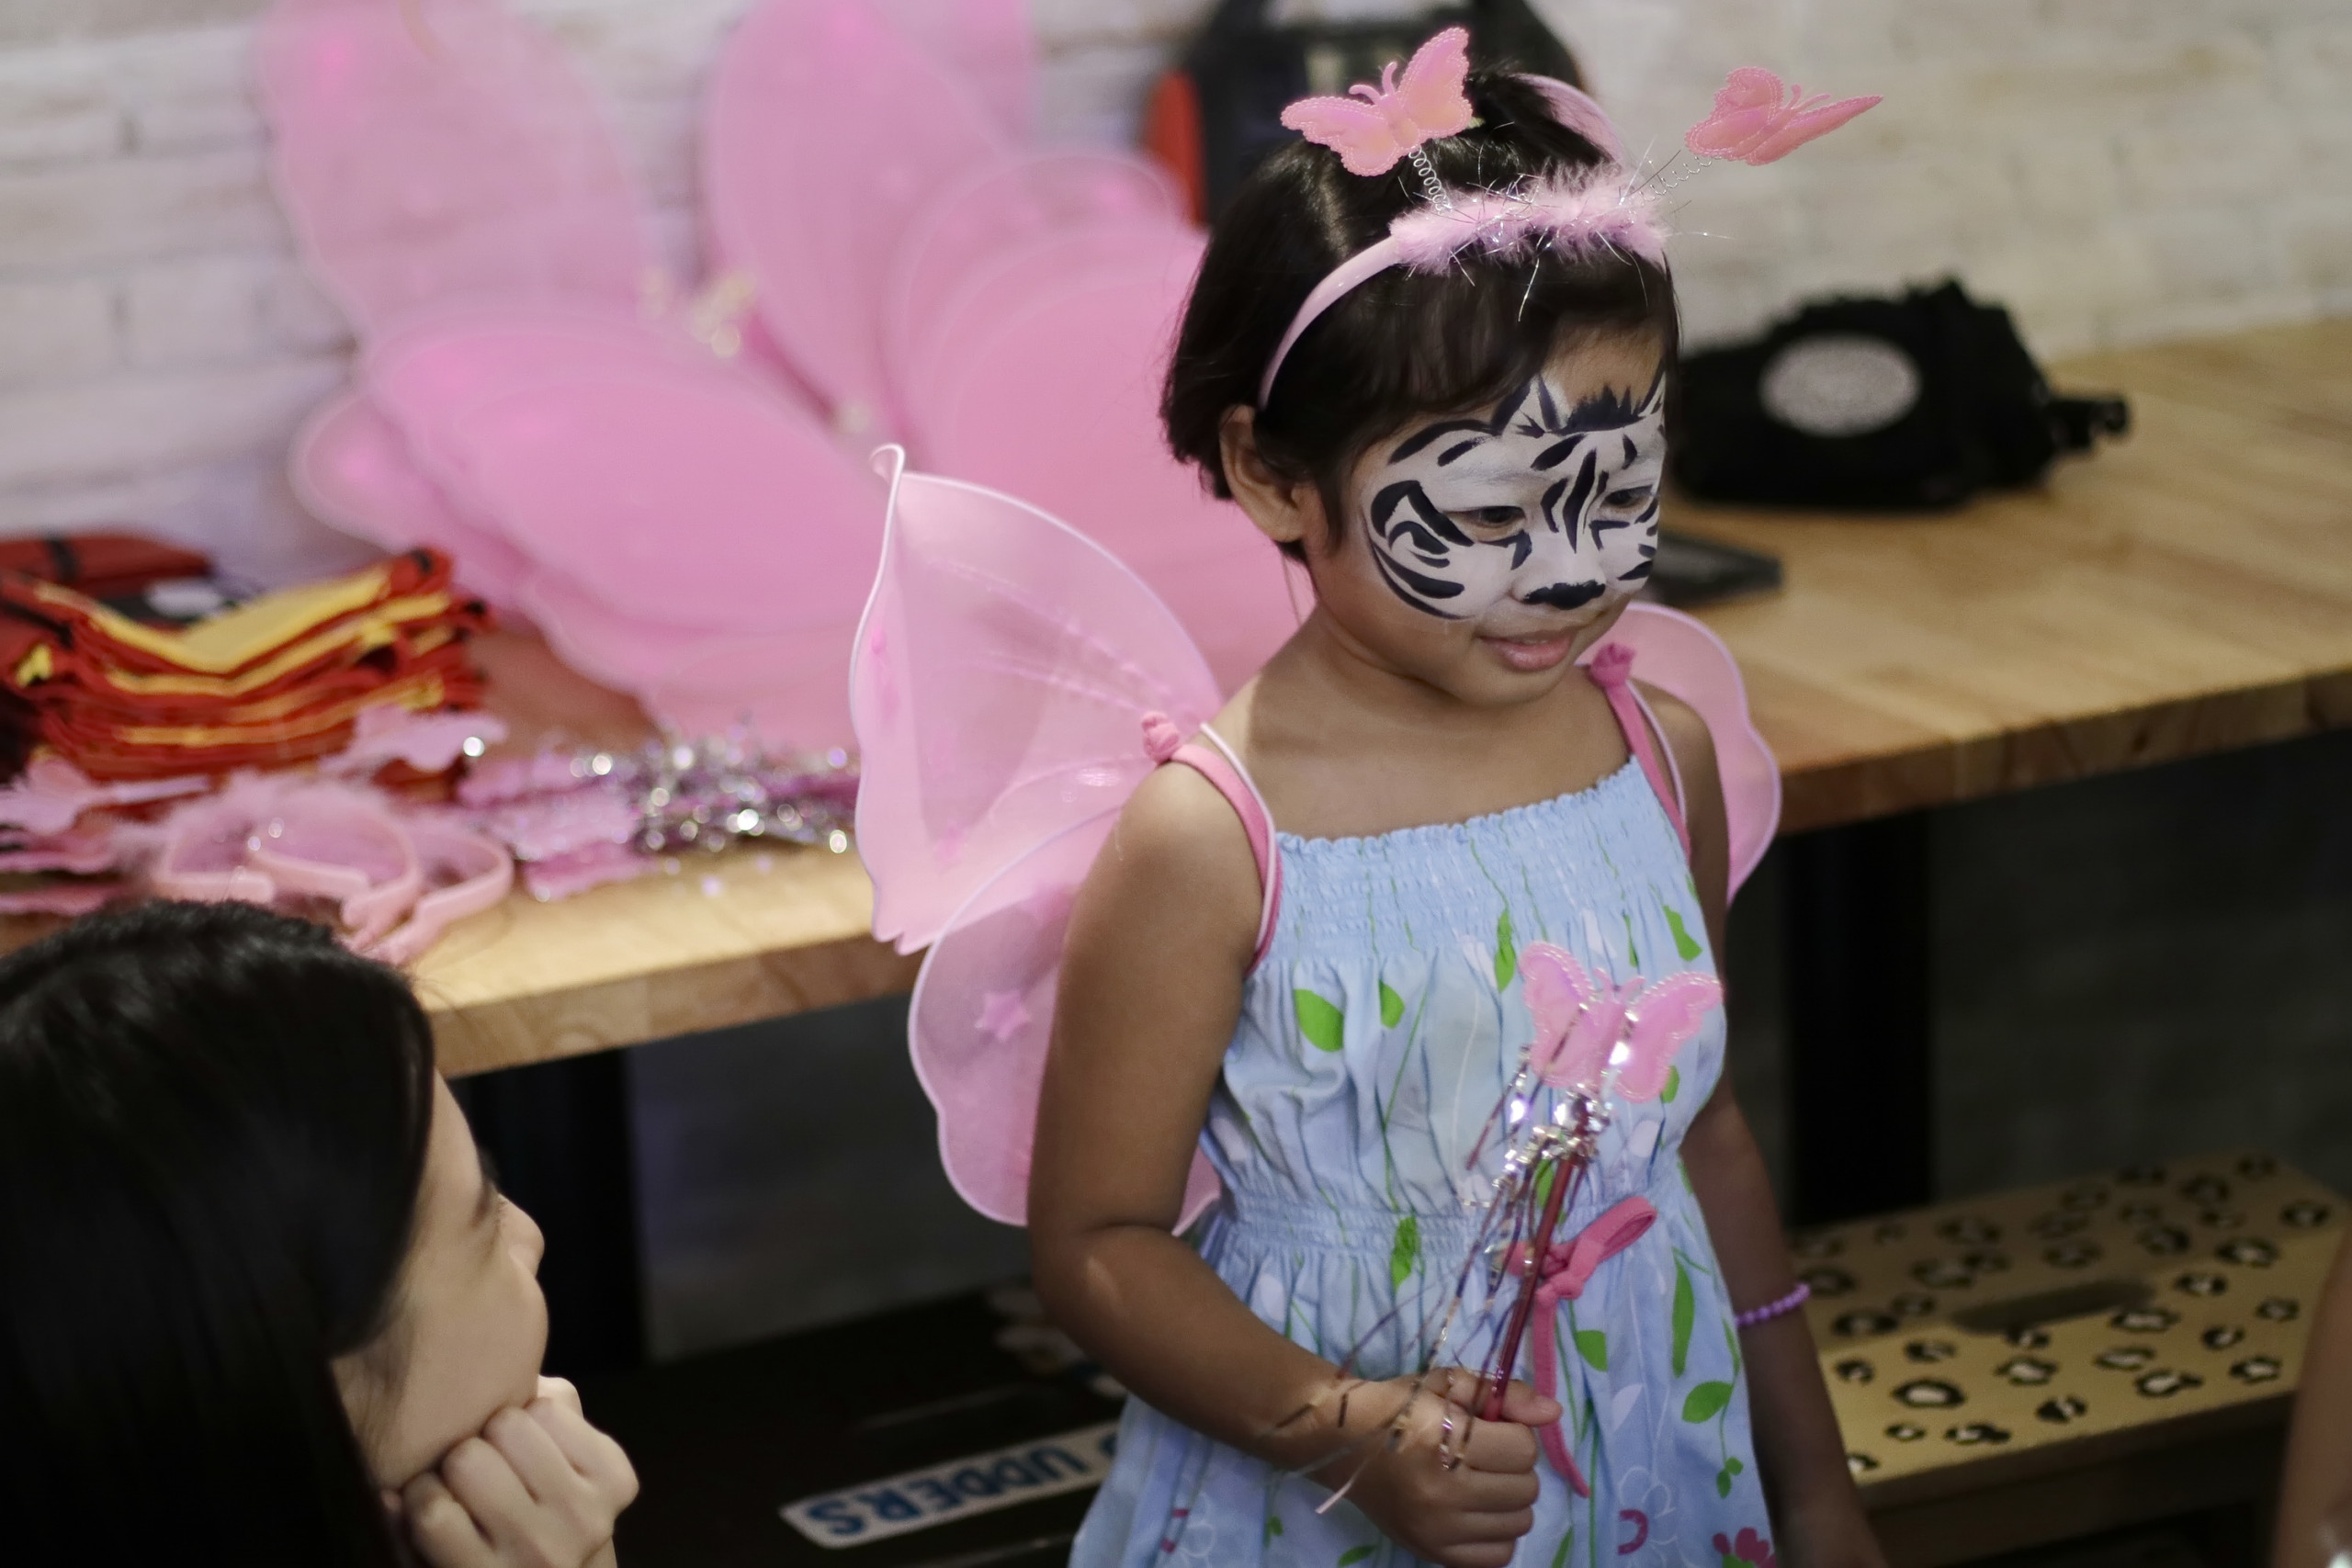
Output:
left=257, top=0, right=1302, bottom=749
left=0, top=709, right=513, bottom=958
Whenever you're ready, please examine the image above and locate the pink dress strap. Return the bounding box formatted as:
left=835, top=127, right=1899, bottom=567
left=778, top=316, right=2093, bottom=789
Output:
left=1587, top=642, right=1691, bottom=861
left=1139, top=713, right=1283, bottom=965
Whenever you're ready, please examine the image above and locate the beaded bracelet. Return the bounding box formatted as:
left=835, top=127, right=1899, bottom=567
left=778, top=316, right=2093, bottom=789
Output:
left=1732, top=1281, right=1811, bottom=1330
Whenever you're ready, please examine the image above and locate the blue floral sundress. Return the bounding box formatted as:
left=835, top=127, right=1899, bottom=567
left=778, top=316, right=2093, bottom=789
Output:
left=1072, top=755, right=1770, bottom=1568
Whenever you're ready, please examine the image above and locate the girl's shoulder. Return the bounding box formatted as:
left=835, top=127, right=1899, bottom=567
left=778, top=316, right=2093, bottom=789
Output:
left=1084, top=750, right=1264, bottom=951
left=1633, top=680, right=1717, bottom=783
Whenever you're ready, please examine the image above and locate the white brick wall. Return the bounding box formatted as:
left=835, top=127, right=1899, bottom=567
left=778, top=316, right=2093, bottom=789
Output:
left=0, top=0, right=2338, bottom=581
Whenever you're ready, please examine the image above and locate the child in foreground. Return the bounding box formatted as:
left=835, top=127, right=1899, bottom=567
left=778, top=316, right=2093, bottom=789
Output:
left=1020, top=41, right=1885, bottom=1568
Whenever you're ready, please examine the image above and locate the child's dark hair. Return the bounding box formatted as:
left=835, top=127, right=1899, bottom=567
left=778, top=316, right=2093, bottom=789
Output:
left=0, top=900, right=435, bottom=1567
left=1164, top=68, right=1679, bottom=555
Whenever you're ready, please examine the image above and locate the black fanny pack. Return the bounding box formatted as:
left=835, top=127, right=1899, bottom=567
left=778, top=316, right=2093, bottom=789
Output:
left=1669, top=279, right=2130, bottom=510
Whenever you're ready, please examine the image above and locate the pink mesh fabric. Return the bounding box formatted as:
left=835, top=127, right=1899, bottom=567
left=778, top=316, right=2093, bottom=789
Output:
left=851, top=450, right=1227, bottom=1226
left=903, top=225, right=1300, bottom=694
left=886, top=150, right=1183, bottom=395
left=255, top=0, right=650, bottom=334
left=289, top=390, right=532, bottom=605
left=703, top=0, right=1009, bottom=434
left=849, top=460, right=1785, bottom=1229
left=1584, top=603, right=1781, bottom=897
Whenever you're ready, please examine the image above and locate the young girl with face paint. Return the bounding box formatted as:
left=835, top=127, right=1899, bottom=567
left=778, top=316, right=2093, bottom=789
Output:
left=1026, top=53, right=1883, bottom=1568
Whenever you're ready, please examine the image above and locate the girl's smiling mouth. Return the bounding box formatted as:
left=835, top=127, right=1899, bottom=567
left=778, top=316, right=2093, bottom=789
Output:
left=1481, top=632, right=1577, bottom=672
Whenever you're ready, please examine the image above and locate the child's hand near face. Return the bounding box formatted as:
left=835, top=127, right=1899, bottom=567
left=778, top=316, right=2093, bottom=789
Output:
left=397, top=1378, right=639, bottom=1568
left=1305, top=1371, right=1557, bottom=1568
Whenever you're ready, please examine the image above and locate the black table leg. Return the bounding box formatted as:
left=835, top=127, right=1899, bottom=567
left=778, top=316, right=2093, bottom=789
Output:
left=1783, top=811, right=1934, bottom=1224
left=452, top=1050, right=647, bottom=1376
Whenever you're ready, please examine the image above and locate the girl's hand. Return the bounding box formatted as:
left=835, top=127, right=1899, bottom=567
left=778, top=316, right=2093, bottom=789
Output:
left=398, top=1377, right=640, bottom=1568
left=1306, top=1369, right=1559, bottom=1568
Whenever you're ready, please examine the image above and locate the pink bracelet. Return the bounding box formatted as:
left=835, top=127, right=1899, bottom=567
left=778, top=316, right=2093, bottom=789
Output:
left=1733, top=1281, right=1811, bottom=1330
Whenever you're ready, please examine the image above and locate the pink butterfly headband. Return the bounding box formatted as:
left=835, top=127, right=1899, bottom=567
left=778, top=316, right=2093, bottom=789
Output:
left=1259, top=30, right=1880, bottom=406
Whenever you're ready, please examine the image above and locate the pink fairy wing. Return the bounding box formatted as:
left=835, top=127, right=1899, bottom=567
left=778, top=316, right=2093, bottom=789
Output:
left=1611, top=972, right=1724, bottom=1102
left=704, top=0, right=1007, bottom=434
left=415, top=366, right=881, bottom=633
left=1737, top=95, right=1882, bottom=164
left=289, top=390, right=532, bottom=606
left=364, top=303, right=716, bottom=431
left=255, top=0, right=649, bottom=337
left=1518, top=941, right=1607, bottom=1087
left=910, top=812, right=1221, bottom=1229
left=515, top=569, right=721, bottom=691
left=521, top=570, right=861, bottom=751
left=645, top=624, right=862, bottom=756
left=907, top=226, right=1299, bottom=696
left=871, top=0, right=1035, bottom=140
left=1278, top=96, right=1407, bottom=176
left=851, top=451, right=1221, bottom=954
left=1589, top=603, right=1781, bottom=898
left=886, top=150, right=1182, bottom=395
left=902, top=219, right=1193, bottom=443
left=356, top=306, right=748, bottom=588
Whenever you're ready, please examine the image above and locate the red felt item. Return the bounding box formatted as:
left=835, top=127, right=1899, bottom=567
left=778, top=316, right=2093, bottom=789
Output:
left=0, top=532, right=212, bottom=601
left=0, top=549, right=491, bottom=780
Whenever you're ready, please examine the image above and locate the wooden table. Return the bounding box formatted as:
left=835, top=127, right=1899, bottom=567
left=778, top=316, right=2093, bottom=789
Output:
left=1677, top=318, right=2352, bottom=833
left=418, top=317, right=2352, bottom=1082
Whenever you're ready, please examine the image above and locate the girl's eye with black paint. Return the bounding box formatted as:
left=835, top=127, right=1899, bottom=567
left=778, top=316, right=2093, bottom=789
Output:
left=1454, top=506, right=1524, bottom=529
left=1602, top=487, right=1656, bottom=510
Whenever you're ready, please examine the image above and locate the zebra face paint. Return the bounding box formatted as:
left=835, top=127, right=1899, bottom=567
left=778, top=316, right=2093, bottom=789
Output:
left=1353, top=367, right=1666, bottom=626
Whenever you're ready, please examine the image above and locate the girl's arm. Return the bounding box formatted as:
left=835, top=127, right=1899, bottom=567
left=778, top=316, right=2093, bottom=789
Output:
left=1647, top=691, right=1885, bottom=1568
left=1029, top=763, right=1553, bottom=1568
left=2273, top=1230, right=2352, bottom=1568
left=1029, top=761, right=1326, bottom=1450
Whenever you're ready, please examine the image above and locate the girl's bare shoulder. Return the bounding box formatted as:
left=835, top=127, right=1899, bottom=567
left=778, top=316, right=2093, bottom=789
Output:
left=1076, top=745, right=1264, bottom=964
left=1632, top=682, right=1718, bottom=782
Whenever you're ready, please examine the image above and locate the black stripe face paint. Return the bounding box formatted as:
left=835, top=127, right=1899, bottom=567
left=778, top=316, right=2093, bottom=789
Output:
left=1355, top=366, right=1667, bottom=622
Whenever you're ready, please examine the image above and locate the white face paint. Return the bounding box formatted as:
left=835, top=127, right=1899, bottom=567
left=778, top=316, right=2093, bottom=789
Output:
left=1352, top=368, right=1667, bottom=624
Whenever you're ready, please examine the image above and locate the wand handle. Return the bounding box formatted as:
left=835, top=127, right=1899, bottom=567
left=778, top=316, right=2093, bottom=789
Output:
left=1481, top=1158, right=1575, bottom=1420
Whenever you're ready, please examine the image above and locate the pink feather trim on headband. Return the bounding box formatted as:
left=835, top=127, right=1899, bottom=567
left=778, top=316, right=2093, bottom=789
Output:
left=1385, top=175, right=1668, bottom=272
left=1257, top=43, right=1880, bottom=406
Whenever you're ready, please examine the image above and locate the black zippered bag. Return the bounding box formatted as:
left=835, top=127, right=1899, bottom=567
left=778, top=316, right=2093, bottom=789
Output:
left=1670, top=279, right=2130, bottom=510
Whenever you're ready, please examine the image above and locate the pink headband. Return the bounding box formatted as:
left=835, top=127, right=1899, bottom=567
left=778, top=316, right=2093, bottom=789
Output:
left=1258, top=32, right=1881, bottom=407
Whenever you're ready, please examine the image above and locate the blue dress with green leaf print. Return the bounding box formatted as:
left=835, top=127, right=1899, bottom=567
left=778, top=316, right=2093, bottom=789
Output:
left=1070, top=751, right=1771, bottom=1568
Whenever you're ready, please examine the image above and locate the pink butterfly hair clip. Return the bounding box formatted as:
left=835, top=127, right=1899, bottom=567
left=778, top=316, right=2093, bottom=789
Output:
left=1278, top=25, right=1475, bottom=181
left=1684, top=66, right=1881, bottom=165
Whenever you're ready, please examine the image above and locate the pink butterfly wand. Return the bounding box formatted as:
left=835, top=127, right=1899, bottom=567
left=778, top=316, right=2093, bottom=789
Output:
left=1475, top=942, right=1723, bottom=1427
